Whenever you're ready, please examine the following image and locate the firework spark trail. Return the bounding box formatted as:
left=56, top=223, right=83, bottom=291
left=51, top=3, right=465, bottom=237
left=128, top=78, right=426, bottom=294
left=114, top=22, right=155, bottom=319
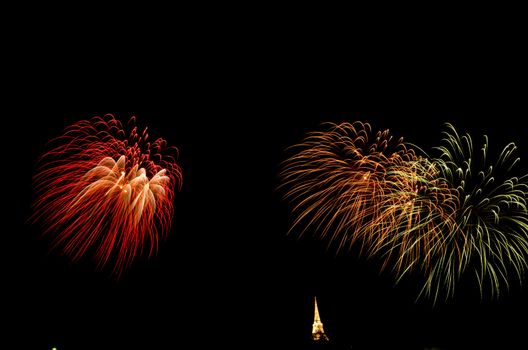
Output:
left=372, top=157, right=459, bottom=281
left=421, top=123, right=528, bottom=302
left=31, top=114, right=182, bottom=276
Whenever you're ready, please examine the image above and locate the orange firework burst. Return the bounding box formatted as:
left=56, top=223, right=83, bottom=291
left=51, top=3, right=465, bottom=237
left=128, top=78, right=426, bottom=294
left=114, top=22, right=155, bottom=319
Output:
left=31, top=114, right=182, bottom=276
left=279, top=122, right=458, bottom=281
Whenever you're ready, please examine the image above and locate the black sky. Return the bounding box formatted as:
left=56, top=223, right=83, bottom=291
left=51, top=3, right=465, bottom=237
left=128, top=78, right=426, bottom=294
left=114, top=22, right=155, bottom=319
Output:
left=5, top=21, right=528, bottom=349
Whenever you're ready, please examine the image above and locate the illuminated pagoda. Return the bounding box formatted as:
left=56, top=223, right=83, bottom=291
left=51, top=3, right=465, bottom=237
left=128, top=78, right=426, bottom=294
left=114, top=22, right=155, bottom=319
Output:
left=311, top=297, right=329, bottom=343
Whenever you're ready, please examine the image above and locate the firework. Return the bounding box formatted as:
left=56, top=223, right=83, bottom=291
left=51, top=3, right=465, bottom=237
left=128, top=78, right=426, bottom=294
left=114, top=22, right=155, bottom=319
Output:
left=279, top=122, right=457, bottom=269
left=31, top=114, right=182, bottom=276
left=280, top=121, right=528, bottom=302
left=373, top=156, right=459, bottom=283
left=421, top=123, right=528, bottom=301
left=279, top=122, right=404, bottom=251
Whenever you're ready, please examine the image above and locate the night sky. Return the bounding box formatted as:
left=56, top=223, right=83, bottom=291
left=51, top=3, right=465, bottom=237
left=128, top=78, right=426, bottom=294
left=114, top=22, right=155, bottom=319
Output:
left=6, top=30, right=528, bottom=349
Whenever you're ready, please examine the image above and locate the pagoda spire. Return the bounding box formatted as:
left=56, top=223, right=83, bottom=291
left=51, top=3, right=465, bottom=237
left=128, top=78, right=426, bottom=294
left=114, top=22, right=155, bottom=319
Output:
left=311, top=297, right=329, bottom=342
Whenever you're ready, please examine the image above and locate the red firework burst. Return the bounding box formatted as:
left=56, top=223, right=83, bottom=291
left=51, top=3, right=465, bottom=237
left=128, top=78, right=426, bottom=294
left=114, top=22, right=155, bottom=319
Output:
left=31, top=114, right=182, bottom=276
